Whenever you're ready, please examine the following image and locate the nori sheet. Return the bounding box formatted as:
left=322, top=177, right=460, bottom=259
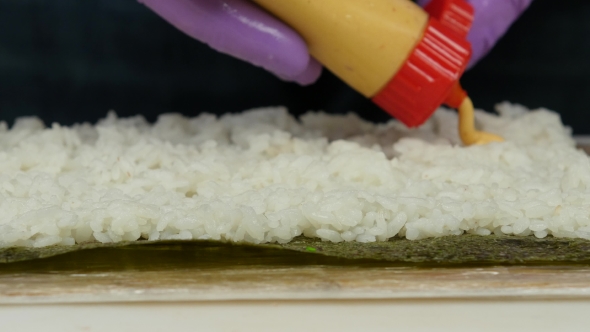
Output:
left=2, top=235, right=590, bottom=267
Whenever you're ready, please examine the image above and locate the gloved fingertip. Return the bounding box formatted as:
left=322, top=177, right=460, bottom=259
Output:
left=291, top=58, right=323, bottom=86
left=274, top=57, right=322, bottom=86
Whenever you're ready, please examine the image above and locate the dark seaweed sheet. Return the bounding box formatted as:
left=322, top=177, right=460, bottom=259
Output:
left=2, top=235, right=590, bottom=267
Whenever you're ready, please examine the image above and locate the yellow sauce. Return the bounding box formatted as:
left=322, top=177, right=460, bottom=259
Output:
left=252, top=0, right=428, bottom=97
left=458, top=97, right=504, bottom=145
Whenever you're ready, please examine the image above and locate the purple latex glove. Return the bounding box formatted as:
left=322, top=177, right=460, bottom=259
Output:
left=418, top=0, right=533, bottom=68
left=138, top=0, right=322, bottom=85
left=141, top=0, right=531, bottom=86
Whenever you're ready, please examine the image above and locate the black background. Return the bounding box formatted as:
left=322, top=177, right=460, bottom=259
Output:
left=1, top=0, right=589, bottom=132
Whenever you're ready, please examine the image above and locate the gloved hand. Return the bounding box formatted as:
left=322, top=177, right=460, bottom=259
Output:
left=138, top=0, right=322, bottom=86
left=139, top=0, right=532, bottom=85
left=418, top=0, right=534, bottom=68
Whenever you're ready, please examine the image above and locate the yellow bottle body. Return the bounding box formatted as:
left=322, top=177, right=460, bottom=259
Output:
left=252, top=0, right=429, bottom=97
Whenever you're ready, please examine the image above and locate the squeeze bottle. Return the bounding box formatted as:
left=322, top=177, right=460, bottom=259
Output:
left=251, top=0, right=502, bottom=145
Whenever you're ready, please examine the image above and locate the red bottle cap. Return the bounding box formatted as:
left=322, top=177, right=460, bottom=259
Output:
left=371, top=0, right=474, bottom=127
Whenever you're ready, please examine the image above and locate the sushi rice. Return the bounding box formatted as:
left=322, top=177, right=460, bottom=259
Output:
left=0, top=103, right=588, bottom=248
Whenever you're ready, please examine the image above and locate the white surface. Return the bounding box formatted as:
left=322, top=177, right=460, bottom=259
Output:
left=1, top=300, right=588, bottom=332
